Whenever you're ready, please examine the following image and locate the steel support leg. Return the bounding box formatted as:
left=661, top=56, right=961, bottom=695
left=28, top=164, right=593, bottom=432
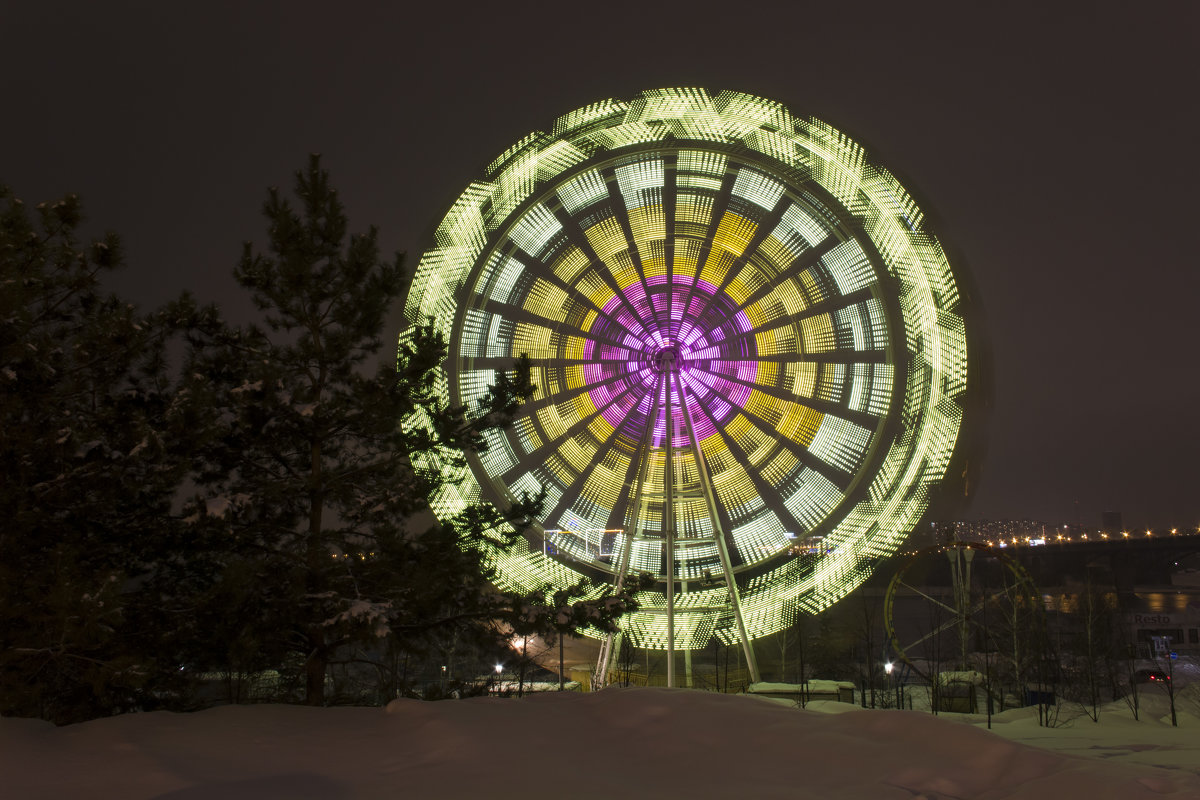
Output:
left=597, top=373, right=664, bottom=688
left=664, top=359, right=676, bottom=688
left=676, top=371, right=761, bottom=684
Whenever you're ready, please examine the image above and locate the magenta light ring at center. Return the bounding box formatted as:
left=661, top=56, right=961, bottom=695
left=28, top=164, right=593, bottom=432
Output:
left=589, top=276, right=757, bottom=445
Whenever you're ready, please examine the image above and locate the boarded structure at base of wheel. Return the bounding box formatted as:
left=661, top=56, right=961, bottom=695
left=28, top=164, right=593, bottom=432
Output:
left=747, top=681, right=856, bottom=704
left=936, top=670, right=985, bottom=713
left=584, top=664, right=757, bottom=693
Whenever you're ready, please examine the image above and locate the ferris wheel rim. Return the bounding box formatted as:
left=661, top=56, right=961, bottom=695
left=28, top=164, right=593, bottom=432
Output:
left=883, top=541, right=1044, bottom=681
left=446, top=142, right=910, bottom=581
left=405, top=88, right=978, bottom=649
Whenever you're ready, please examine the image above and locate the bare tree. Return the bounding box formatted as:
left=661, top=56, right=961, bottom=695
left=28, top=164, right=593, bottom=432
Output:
left=1112, top=614, right=1141, bottom=721
left=855, top=590, right=885, bottom=708
left=795, top=614, right=811, bottom=708
left=1149, top=639, right=1180, bottom=727
left=1066, top=577, right=1116, bottom=722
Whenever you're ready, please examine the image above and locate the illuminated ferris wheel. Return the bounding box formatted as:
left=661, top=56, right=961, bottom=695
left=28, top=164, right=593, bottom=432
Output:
left=405, top=88, right=979, bottom=685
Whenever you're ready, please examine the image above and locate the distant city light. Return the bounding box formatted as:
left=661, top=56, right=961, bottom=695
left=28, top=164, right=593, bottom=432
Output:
left=936, top=520, right=1198, bottom=550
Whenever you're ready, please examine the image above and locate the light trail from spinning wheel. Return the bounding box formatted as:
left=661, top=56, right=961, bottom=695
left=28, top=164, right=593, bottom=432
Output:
left=404, top=89, right=980, bottom=685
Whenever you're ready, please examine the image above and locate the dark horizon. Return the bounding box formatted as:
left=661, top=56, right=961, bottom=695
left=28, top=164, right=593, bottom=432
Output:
left=4, top=1, right=1197, bottom=531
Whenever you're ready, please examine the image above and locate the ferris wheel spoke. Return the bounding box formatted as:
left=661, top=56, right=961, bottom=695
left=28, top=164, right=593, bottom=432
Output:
left=717, top=393, right=851, bottom=493
left=688, top=358, right=884, bottom=431
left=501, top=363, right=651, bottom=418
left=536, top=404, right=649, bottom=534
left=678, top=380, right=811, bottom=546
left=665, top=161, right=739, bottom=330
left=899, top=615, right=967, bottom=653
left=610, top=372, right=665, bottom=534
left=472, top=245, right=651, bottom=344
left=750, top=286, right=878, bottom=333
left=753, top=351, right=890, bottom=366
left=895, top=580, right=963, bottom=617
left=727, top=234, right=840, bottom=313
left=788, top=286, right=878, bottom=323
left=670, top=175, right=792, bottom=333
left=476, top=297, right=648, bottom=354
left=498, top=375, right=654, bottom=486
left=699, top=287, right=880, bottom=359
left=680, top=363, right=863, bottom=484
left=548, top=203, right=666, bottom=345
left=661, top=156, right=682, bottom=337
left=461, top=356, right=647, bottom=374
left=598, top=163, right=672, bottom=337
left=460, top=309, right=638, bottom=357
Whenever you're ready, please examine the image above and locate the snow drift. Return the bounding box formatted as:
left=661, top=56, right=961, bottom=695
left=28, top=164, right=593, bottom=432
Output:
left=2, top=687, right=1198, bottom=799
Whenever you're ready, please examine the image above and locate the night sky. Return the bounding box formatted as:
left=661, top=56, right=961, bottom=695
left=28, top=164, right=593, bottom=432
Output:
left=5, top=1, right=1197, bottom=530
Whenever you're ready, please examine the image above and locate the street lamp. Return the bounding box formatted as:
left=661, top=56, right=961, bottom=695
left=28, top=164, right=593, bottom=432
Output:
left=884, top=661, right=899, bottom=709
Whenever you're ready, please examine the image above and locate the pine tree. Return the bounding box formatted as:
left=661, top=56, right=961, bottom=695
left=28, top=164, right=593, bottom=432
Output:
left=0, top=187, right=200, bottom=722
left=184, top=156, right=539, bottom=705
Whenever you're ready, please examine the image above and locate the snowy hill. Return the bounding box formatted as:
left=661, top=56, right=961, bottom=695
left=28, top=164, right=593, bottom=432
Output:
left=2, top=687, right=1198, bottom=798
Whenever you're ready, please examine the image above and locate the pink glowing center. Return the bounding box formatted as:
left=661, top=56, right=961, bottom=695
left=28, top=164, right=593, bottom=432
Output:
left=582, top=275, right=759, bottom=448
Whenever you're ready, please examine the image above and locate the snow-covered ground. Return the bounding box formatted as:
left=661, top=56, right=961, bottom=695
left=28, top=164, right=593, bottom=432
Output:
left=2, top=687, right=1198, bottom=799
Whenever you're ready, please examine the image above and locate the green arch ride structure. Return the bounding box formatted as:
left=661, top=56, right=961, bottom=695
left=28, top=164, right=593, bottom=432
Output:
left=404, top=88, right=978, bottom=684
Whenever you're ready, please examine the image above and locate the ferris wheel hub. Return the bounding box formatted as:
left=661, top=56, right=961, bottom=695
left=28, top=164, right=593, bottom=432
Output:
left=651, top=344, right=682, bottom=374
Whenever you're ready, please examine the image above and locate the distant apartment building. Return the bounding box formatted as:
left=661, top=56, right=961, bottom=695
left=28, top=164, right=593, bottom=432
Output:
left=949, top=519, right=1052, bottom=543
